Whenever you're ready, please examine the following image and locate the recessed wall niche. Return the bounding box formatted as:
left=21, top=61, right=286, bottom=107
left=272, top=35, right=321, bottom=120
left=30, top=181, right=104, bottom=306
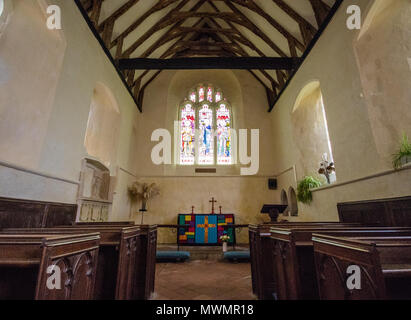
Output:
left=354, top=0, right=411, bottom=162
left=84, top=82, right=121, bottom=169
left=76, top=158, right=115, bottom=222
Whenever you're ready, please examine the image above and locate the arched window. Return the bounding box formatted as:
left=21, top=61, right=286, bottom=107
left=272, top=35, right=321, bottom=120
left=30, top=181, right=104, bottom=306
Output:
left=84, top=82, right=121, bottom=168
left=354, top=0, right=411, bottom=160
left=288, top=187, right=298, bottom=217
left=179, top=85, right=233, bottom=166
left=292, top=81, right=336, bottom=184
left=280, top=189, right=289, bottom=216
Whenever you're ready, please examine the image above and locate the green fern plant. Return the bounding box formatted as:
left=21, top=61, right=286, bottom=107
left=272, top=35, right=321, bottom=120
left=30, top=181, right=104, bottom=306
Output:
left=297, top=176, right=322, bottom=205
left=392, top=133, right=411, bottom=170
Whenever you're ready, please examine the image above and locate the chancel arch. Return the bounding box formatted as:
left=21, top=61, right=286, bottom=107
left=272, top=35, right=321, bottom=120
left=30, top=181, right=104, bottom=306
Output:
left=291, top=81, right=335, bottom=183
left=354, top=0, right=411, bottom=162
left=84, top=82, right=121, bottom=168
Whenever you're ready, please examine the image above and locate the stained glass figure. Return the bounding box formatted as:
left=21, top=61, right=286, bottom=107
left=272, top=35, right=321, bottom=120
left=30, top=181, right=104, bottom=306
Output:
left=216, top=104, right=232, bottom=165
left=215, top=92, right=222, bottom=102
left=190, top=92, right=196, bottom=103
left=198, top=104, right=214, bottom=165
left=198, top=87, right=205, bottom=102
left=207, top=87, right=213, bottom=102
left=180, top=104, right=195, bottom=165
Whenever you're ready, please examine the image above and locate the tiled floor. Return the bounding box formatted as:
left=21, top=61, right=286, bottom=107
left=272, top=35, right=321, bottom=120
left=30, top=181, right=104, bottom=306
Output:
left=153, top=260, right=257, bottom=300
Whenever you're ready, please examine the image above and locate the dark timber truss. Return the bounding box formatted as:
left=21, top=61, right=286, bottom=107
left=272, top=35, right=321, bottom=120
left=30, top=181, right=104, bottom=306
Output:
left=75, top=0, right=343, bottom=112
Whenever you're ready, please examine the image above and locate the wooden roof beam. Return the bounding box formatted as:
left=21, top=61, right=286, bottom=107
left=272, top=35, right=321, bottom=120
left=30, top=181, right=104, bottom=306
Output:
left=222, top=0, right=305, bottom=53
left=121, top=0, right=207, bottom=57
left=118, top=57, right=301, bottom=70
left=97, top=0, right=141, bottom=32
left=219, top=1, right=288, bottom=57
left=110, top=0, right=187, bottom=50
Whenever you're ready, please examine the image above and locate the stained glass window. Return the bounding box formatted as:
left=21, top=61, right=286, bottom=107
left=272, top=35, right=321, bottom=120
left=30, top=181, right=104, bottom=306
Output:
left=216, top=104, right=232, bottom=165
left=198, top=104, right=214, bottom=165
left=180, top=104, right=195, bottom=165
left=179, top=85, right=232, bottom=166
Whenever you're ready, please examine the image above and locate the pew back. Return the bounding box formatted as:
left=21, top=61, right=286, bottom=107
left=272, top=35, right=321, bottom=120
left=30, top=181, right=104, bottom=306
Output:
left=0, top=233, right=100, bottom=300
left=270, top=226, right=411, bottom=300
left=248, top=222, right=360, bottom=300
left=313, top=234, right=411, bottom=300
left=4, top=226, right=140, bottom=300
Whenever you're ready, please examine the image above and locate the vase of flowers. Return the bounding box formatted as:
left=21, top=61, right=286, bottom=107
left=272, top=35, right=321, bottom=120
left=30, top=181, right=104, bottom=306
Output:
left=128, top=181, right=160, bottom=223
left=318, top=153, right=336, bottom=184
left=220, top=234, right=230, bottom=252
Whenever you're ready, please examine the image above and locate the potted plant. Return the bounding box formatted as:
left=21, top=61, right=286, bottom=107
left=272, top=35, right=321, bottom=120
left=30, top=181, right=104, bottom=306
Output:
left=297, top=176, right=322, bottom=205
left=128, top=181, right=160, bottom=223
left=392, top=133, right=411, bottom=170
left=220, top=234, right=231, bottom=252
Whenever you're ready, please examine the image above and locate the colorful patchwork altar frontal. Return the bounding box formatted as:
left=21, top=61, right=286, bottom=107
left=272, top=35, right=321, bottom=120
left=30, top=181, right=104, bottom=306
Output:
left=178, top=214, right=235, bottom=245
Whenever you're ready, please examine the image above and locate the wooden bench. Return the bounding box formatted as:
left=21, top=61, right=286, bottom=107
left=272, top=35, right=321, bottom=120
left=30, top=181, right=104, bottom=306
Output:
left=313, top=234, right=411, bottom=300
left=0, top=232, right=100, bottom=300
left=71, top=222, right=158, bottom=300
left=270, top=226, right=411, bottom=300
left=4, top=226, right=141, bottom=300
left=248, top=222, right=360, bottom=300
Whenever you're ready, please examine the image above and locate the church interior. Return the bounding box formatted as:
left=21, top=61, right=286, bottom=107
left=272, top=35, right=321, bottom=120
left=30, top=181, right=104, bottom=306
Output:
left=0, top=0, right=410, bottom=302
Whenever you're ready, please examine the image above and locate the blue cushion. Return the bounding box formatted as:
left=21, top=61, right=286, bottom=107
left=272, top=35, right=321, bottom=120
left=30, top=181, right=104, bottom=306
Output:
left=223, top=251, right=251, bottom=261
left=156, top=251, right=190, bottom=261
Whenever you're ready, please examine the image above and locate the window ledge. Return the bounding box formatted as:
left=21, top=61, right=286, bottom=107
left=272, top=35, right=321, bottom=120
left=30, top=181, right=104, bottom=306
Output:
left=311, top=162, right=411, bottom=193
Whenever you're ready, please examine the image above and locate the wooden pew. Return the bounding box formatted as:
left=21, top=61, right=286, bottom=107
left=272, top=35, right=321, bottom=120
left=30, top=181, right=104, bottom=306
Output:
left=4, top=226, right=141, bottom=300
left=270, top=226, right=411, bottom=300
left=0, top=232, right=100, bottom=300
left=313, top=234, right=411, bottom=300
left=72, top=223, right=158, bottom=300
left=248, top=222, right=360, bottom=300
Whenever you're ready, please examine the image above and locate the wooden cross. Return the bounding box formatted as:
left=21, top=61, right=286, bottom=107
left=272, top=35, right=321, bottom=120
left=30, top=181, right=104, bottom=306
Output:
left=209, top=197, right=217, bottom=214
left=191, top=206, right=195, bottom=214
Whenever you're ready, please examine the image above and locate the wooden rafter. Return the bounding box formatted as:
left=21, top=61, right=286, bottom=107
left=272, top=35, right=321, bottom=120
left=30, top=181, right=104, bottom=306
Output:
left=76, top=0, right=341, bottom=112
left=118, top=57, right=301, bottom=70
left=109, top=0, right=184, bottom=50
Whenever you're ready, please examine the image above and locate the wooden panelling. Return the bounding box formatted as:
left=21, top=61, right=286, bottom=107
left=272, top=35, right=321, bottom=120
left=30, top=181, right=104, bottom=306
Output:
left=0, top=197, right=76, bottom=229
left=338, top=196, right=411, bottom=227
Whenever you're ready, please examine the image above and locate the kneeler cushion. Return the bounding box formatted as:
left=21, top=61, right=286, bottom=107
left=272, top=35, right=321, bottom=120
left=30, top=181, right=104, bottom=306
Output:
left=223, top=251, right=251, bottom=262
left=156, top=251, right=191, bottom=262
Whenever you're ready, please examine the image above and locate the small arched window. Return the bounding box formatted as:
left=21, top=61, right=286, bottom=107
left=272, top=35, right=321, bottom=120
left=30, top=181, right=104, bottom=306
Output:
left=179, top=85, right=233, bottom=166
left=288, top=187, right=298, bottom=217
left=84, top=82, right=121, bottom=168
left=281, top=189, right=289, bottom=216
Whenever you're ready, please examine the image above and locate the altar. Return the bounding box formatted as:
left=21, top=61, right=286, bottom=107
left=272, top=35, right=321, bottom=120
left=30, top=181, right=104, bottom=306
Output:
left=177, top=213, right=236, bottom=246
